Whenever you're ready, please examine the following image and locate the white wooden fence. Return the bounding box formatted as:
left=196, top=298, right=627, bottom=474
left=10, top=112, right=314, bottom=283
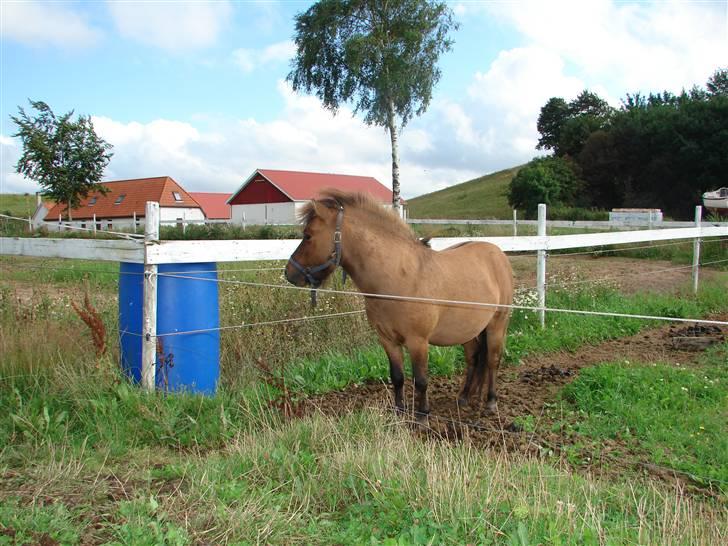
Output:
left=2, top=202, right=727, bottom=391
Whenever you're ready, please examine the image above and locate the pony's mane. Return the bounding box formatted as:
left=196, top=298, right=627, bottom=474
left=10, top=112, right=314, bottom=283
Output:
left=298, top=188, right=419, bottom=244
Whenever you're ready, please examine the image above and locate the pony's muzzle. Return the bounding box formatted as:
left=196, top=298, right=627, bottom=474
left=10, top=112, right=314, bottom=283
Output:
left=284, top=262, right=308, bottom=287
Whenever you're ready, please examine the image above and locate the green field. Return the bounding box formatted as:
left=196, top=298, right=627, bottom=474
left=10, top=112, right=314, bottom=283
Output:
left=0, top=193, right=41, bottom=218
left=406, top=166, right=520, bottom=219
left=1, top=251, right=727, bottom=543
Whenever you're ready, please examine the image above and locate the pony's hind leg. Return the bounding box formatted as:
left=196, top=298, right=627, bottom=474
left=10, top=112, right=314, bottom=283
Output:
left=457, top=337, right=483, bottom=407
left=484, top=312, right=510, bottom=412
left=379, top=338, right=405, bottom=412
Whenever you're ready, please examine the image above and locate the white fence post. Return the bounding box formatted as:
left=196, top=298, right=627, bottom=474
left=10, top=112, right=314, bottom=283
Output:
left=537, top=203, right=547, bottom=328
left=692, top=205, right=702, bottom=295
left=513, top=209, right=517, bottom=237
left=93, top=214, right=97, bottom=236
left=142, top=201, right=160, bottom=392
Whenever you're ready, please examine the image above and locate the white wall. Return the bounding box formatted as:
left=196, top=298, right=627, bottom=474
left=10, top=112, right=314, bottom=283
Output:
left=43, top=207, right=204, bottom=232
left=231, top=202, right=297, bottom=225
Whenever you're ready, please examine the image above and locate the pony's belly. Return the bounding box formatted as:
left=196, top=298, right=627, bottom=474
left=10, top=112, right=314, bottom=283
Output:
left=429, top=310, right=493, bottom=346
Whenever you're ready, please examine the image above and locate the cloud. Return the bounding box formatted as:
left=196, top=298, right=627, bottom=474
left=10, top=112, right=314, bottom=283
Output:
left=0, top=1, right=101, bottom=48
left=107, top=0, right=232, bottom=52
left=487, top=0, right=727, bottom=94
left=0, top=81, right=466, bottom=199
left=232, top=41, right=295, bottom=73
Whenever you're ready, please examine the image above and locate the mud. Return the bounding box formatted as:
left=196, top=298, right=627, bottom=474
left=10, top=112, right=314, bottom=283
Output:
left=302, top=315, right=727, bottom=496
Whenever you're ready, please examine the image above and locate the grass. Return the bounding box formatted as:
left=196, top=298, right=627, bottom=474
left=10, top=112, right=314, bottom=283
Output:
left=0, top=194, right=40, bottom=218
left=559, top=342, right=728, bottom=493
left=406, top=166, right=520, bottom=219
left=2, top=393, right=726, bottom=544
left=2, top=256, right=728, bottom=543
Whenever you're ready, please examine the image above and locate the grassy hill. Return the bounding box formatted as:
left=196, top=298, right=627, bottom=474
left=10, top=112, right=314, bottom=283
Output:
left=407, top=166, right=520, bottom=219
left=0, top=193, right=41, bottom=218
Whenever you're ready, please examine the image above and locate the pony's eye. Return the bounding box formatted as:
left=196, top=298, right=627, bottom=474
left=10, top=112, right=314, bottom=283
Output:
left=304, top=233, right=312, bottom=241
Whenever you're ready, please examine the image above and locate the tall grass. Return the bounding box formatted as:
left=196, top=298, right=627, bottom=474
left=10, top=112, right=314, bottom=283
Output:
left=2, top=259, right=727, bottom=543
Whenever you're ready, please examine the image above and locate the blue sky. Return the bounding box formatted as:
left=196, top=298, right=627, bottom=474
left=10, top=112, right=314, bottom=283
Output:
left=1, top=1, right=726, bottom=198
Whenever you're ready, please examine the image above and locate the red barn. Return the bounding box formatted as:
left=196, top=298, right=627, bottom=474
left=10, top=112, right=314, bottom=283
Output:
left=227, top=169, right=396, bottom=225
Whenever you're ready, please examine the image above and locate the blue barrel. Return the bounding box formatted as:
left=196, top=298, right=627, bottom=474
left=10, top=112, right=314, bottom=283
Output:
left=119, top=262, right=220, bottom=394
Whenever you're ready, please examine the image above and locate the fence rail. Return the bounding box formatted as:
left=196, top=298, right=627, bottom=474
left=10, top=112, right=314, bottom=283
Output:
left=408, top=218, right=728, bottom=230
left=3, top=225, right=725, bottom=264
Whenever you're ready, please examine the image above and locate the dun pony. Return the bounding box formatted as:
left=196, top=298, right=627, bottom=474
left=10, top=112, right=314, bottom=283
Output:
left=286, top=190, right=513, bottom=422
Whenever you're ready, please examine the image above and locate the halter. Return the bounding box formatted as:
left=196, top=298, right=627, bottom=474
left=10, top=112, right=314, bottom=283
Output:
left=288, top=204, right=344, bottom=305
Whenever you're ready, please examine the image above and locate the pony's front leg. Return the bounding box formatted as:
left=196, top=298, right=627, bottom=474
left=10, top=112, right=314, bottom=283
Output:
left=379, top=339, right=405, bottom=412
left=407, top=340, right=430, bottom=424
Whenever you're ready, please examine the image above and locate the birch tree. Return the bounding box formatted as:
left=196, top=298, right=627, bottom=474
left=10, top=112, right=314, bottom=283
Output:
left=288, top=0, right=456, bottom=211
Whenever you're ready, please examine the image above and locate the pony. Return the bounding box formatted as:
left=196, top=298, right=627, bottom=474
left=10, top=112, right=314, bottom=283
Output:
left=285, top=189, right=513, bottom=422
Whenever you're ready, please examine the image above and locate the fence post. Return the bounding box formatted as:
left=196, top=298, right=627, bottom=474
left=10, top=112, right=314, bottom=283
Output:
left=93, top=214, right=97, bottom=236
left=537, top=203, right=547, bottom=328
left=513, top=209, right=517, bottom=237
left=692, top=205, right=702, bottom=295
left=142, top=201, right=160, bottom=392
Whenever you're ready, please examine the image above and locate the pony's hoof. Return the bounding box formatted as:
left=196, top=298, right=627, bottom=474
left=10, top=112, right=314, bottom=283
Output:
left=414, top=411, right=429, bottom=427
left=485, top=400, right=497, bottom=414
left=456, top=396, right=469, bottom=408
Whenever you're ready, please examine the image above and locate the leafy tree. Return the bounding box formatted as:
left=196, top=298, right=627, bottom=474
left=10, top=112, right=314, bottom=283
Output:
left=706, top=67, right=728, bottom=96
left=536, top=97, right=569, bottom=154
left=288, top=0, right=457, bottom=211
left=11, top=100, right=112, bottom=221
left=536, top=90, right=613, bottom=158
left=507, top=156, right=582, bottom=218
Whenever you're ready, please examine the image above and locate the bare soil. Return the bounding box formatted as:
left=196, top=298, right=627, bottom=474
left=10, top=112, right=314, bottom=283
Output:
left=302, top=313, right=727, bottom=497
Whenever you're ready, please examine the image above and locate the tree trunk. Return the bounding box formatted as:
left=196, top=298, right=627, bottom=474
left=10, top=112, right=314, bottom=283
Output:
left=387, top=99, right=401, bottom=215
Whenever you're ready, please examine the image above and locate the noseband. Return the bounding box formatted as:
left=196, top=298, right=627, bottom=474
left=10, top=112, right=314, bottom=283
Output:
left=288, top=205, right=344, bottom=294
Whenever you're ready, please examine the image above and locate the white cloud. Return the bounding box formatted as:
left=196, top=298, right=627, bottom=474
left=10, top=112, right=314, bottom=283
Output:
left=487, top=0, right=727, bottom=95
left=0, top=1, right=101, bottom=48
left=107, top=0, right=232, bottom=52
left=0, top=81, right=465, bottom=199
left=232, top=41, right=295, bottom=73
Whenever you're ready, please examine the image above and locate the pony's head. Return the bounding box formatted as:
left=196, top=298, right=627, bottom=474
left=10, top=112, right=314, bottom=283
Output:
left=285, top=196, right=344, bottom=288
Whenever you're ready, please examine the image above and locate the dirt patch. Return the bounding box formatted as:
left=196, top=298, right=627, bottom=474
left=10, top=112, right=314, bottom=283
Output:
left=302, top=316, right=727, bottom=496
left=512, top=255, right=722, bottom=295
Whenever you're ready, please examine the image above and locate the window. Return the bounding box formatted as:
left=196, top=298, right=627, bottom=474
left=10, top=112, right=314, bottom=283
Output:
left=81, top=223, right=86, bottom=229
left=96, top=223, right=101, bottom=231
left=107, top=222, right=113, bottom=230
left=172, top=191, right=183, bottom=202
left=114, top=194, right=126, bottom=205
left=88, top=197, right=97, bottom=206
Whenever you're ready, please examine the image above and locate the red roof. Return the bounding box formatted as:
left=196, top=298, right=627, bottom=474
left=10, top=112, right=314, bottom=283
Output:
left=45, top=177, right=201, bottom=220
left=228, top=169, right=396, bottom=204
left=189, top=192, right=232, bottom=220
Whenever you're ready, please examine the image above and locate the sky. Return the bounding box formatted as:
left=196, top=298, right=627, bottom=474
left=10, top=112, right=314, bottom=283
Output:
left=1, top=0, right=726, bottom=199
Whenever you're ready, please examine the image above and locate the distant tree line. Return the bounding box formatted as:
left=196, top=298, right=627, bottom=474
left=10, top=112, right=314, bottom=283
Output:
left=509, top=68, right=728, bottom=219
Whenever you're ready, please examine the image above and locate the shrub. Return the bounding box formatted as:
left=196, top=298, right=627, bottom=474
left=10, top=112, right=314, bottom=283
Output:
left=508, top=156, right=582, bottom=218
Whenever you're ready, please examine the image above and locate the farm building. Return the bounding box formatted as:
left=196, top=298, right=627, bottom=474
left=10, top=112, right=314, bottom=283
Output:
left=189, top=192, right=232, bottom=221
left=43, top=176, right=205, bottom=232
left=31, top=198, right=54, bottom=229
left=227, top=169, right=397, bottom=225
